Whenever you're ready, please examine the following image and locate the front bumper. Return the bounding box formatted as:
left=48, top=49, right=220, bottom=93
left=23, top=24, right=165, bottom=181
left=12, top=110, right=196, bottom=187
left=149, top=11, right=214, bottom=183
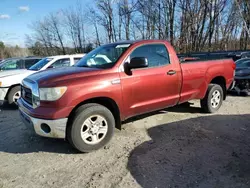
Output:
left=19, top=105, right=68, bottom=139
left=0, top=87, right=9, bottom=101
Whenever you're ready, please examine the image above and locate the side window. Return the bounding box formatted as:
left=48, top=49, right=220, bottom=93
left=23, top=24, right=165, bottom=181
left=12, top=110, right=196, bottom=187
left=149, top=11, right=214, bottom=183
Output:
left=50, top=58, right=70, bottom=68
left=73, top=58, right=82, bottom=64
left=130, top=44, right=170, bottom=68
left=24, top=59, right=40, bottom=68
left=1, top=60, right=22, bottom=70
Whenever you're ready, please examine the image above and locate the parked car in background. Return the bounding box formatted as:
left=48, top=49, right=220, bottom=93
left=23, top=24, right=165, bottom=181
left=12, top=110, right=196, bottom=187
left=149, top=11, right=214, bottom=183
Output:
left=0, top=56, right=42, bottom=71
left=234, top=57, right=250, bottom=64
left=233, top=52, right=250, bottom=61
left=17, top=40, right=235, bottom=153
left=229, top=58, right=250, bottom=95
left=178, top=50, right=250, bottom=62
left=0, top=54, right=85, bottom=104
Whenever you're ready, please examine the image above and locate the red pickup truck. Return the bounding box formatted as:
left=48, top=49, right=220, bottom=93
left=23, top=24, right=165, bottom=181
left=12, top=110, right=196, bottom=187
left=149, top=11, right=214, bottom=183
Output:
left=17, top=40, right=235, bottom=152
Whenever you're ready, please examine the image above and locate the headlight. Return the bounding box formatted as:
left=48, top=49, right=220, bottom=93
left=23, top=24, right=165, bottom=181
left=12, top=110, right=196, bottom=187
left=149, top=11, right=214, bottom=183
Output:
left=0, top=81, right=2, bottom=87
left=39, top=87, right=67, bottom=101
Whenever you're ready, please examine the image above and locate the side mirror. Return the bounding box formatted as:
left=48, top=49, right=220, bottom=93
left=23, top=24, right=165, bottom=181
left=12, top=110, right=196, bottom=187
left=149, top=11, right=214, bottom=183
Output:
left=127, top=57, right=148, bottom=70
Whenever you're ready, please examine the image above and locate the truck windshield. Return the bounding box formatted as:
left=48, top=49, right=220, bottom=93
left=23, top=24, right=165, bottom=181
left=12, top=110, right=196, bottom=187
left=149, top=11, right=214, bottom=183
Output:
left=75, top=44, right=131, bottom=69
left=29, top=58, right=53, bottom=71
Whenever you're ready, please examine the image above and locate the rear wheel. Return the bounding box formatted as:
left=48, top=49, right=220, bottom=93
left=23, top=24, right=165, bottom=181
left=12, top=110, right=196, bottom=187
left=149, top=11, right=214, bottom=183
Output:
left=200, top=84, right=223, bottom=113
left=67, top=103, right=115, bottom=153
left=7, top=86, right=21, bottom=105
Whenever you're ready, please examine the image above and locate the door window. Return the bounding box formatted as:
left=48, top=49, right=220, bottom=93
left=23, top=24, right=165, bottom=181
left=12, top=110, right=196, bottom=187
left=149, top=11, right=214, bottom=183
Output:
left=73, top=57, right=82, bottom=64
left=129, top=44, right=170, bottom=68
left=24, top=59, right=41, bottom=69
left=1, top=59, right=22, bottom=70
left=50, top=58, right=70, bottom=68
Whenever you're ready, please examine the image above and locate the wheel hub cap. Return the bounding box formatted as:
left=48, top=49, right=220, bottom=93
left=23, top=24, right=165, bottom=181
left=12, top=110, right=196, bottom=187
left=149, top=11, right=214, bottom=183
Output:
left=211, top=90, right=221, bottom=108
left=13, top=91, right=21, bottom=103
left=80, top=115, right=108, bottom=145
left=90, top=124, right=99, bottom=134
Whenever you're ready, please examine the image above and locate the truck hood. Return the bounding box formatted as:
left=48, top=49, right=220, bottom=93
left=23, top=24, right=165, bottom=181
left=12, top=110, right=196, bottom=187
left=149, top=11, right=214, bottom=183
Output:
left=0, top=69, right=35, bottom=78
left=26, top=66, right=101, bottom=85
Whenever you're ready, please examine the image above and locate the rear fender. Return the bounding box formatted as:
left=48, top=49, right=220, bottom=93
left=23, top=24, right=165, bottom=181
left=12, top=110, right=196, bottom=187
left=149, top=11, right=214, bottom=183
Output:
left=203, top=66, right=225, bottom=99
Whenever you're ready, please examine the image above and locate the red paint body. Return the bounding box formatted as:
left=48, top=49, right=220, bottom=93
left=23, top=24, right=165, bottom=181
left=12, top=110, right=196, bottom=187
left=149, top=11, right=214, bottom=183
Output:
left=18, top=40, right=235, bottom=121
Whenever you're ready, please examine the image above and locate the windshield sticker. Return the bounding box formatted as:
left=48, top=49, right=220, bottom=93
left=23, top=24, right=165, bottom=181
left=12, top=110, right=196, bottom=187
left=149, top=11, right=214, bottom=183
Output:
left=115, top=44, right=131, bottom=48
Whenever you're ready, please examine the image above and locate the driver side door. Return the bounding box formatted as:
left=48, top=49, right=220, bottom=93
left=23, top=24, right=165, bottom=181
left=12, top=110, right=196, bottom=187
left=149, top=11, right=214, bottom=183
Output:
left=119, top=43, right=181, bottom=118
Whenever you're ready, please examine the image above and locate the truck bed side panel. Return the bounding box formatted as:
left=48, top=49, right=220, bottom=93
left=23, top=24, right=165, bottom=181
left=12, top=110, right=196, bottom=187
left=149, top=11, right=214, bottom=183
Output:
left=179, top=62, right=208, bottom=103
left=179, top=59, right=234, bottom=103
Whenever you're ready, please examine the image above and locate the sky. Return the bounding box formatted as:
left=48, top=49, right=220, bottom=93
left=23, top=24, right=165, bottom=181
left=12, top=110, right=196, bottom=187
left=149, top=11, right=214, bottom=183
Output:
left=0, top=0, right=92, bottom=47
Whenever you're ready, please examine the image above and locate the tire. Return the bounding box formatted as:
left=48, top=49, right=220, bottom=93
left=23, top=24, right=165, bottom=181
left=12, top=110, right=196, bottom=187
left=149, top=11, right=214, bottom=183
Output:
left=7, top=86, right=21, bottom=105
left=67, top=103, right=115, bottom=153
left=200, top=84, right=223, bottom=113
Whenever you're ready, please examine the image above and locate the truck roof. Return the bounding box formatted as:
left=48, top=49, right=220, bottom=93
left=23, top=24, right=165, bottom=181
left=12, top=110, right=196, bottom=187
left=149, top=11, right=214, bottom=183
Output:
left=2, top=56, right=42, bottom=60
left=23, top=56, right=43, bottom=59
left=105, top=39, right=169, bottom=46
left=46, top=54, right=85, bottom=59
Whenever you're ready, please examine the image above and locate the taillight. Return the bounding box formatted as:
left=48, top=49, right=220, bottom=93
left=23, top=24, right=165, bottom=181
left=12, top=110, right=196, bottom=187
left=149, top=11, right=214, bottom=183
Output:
left=232, top=62, right=236, bottom=77
left=232, top=62, right=236, bottom=70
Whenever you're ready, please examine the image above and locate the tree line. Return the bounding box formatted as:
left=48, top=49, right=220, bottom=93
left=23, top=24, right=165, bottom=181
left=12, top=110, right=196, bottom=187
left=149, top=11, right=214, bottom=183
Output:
left=26, top=0, right=250, bottom=56
left=0, top=41, right=31, bottom=59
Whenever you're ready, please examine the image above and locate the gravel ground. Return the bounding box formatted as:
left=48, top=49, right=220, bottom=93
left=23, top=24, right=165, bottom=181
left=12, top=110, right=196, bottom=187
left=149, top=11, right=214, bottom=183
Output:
left=0, top=95, right=250, bottom=188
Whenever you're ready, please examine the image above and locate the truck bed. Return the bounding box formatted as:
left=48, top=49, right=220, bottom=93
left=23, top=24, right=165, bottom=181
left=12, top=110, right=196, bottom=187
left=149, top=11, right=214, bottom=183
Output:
left=179, top=59, right=235, bottom=103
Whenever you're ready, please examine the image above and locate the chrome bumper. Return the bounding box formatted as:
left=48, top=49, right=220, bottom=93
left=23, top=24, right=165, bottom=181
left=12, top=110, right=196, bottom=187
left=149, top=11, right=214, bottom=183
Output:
left=0, top=87, right=9, bottom=101
left=19, top=107, right=68, bottom=139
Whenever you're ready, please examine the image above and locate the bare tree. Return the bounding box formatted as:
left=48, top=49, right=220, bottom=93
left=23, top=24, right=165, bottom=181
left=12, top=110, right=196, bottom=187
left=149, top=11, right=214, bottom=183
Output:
left=86, top=7, right=101, bottom=46
left=28, top=12, right=66, bottom=55
left=118, top=0, right=136, bottom=40
left=96, top=0, right=116, bottom=42
left=235, top=0, right=250, bottom=49
left=25, top=0, right=250, bottom=56
left=47, top=12, right=66, bottom=54
left=63, top=1, right=86, bottom=53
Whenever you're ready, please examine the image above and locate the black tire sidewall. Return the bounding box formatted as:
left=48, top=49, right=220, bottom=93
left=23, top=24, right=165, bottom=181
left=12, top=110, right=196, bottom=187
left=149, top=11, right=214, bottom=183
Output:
left=70, top=105, right=115, bottom=152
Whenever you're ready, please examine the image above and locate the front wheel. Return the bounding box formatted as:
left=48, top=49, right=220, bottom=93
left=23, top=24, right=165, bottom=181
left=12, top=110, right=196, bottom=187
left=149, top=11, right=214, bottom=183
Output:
left=7, top=86, right=21, bottom=105
left=200, top=84, right=223, bottom=113
left=67, top=103, right=115, bottom=153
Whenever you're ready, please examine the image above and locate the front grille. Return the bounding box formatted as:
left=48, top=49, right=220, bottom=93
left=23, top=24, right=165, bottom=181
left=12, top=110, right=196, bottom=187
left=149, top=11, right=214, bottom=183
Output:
left=21, top=85, right=32, bottom=105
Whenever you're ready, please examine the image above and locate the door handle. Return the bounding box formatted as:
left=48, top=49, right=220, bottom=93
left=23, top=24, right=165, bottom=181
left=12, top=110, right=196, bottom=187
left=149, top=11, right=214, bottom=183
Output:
left=167, top=70, right=176, bottom=75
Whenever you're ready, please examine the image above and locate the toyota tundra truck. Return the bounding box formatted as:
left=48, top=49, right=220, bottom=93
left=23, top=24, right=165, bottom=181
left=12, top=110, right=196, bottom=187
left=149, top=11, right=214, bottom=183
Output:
left=17, top=40, right=235, bottom=153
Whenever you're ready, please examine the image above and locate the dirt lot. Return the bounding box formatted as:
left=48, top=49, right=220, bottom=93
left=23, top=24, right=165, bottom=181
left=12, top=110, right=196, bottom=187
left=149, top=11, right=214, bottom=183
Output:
left=0, top=95, right=250, bottom=188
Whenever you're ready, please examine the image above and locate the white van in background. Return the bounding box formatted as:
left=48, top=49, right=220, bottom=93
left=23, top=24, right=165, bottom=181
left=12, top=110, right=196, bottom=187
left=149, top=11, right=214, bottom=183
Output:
left=0, top=54, right=85, bottom=104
